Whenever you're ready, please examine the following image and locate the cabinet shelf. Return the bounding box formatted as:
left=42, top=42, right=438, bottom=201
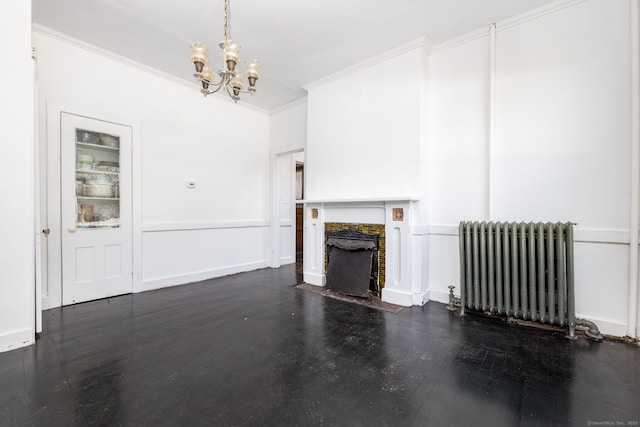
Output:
left=77, top=196, right=120, bottom=201
left=76, top=141, right=119, bottom=152
left=76, top=169, right=119, bottom=175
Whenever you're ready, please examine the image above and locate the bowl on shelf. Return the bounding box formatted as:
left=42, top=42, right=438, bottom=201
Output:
left=100, top=134, right=119, bottom=148
left=84, top=181, right=113, bottom=198
left=97, top=161, right=119, bottom=172
left=77, top=131, right=100, bottom=145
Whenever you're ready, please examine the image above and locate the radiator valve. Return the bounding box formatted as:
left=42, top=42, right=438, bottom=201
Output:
left=447, top=285, right=460, bottom=311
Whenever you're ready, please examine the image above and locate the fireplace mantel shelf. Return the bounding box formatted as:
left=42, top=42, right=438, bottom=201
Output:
left=302, top=196, right=419, bottom=204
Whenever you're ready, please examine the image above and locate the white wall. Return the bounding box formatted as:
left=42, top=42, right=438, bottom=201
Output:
left=426, top=0, right=636, bottom=336
left=306, top=47, right=424, bottom=201
left=0, top=1, right=35, bottom=352
left=270, top=99, right=307, bottom=155
left=270, top=100, right=307, bottom=266
left=34, top=29, right=271, bottom=307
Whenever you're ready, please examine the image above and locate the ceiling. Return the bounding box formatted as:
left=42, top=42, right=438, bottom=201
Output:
left=32, top=0, right=558, bottom=112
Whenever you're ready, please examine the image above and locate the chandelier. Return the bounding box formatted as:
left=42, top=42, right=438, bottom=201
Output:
left=189, top=0, right=260, bottom=103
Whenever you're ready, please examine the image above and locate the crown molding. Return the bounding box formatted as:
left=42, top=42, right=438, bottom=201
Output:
left=303, top=36, right=429, bottom=91
left=497, top=0, right=585, bottom=32
left=431, top=0, right=585, bottom=54
left=31, top=24, right=269, bottom=115
left=269, top=96, right=308, bottom=116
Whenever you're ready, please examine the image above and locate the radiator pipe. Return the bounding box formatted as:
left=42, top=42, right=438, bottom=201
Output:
left=576, top=318, right=603, bottom=342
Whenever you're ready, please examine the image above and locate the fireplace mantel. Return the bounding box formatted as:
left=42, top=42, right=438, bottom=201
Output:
left=302, top=196, right=419, bottom=204
left=303, top=199, right=429, bottom=307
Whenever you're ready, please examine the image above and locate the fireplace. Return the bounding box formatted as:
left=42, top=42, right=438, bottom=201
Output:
left=304, top=200, right=427, bottom=307
left=325, top=223, right=385, bottom=297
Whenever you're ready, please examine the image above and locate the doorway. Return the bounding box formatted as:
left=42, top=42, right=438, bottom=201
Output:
left=273, top=150, right=304, bottom=270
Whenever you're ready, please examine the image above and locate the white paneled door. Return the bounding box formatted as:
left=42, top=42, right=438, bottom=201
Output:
left=61, top=113, right=132, bottom=305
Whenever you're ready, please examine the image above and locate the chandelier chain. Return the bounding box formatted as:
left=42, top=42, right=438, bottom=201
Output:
left=223, top=0, right=229, bottom=41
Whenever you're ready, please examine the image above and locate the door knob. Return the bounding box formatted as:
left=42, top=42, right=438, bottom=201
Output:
left=68, top=227, right=77, bottom=233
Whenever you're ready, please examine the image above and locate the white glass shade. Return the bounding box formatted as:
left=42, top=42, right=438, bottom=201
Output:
left=189, top=42, right=209, bottom=72
left=245, top=60, right=260, bottom=87
left=230, top=74, right=244, bottom=90
left=222, top=40, right=241, bottom=71
left=199, top=66, right=215, bottom=88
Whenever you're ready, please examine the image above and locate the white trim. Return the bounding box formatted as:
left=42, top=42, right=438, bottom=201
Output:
left=488, top=23, right=496, bottom=221
left=142, top=220, right=269, bottom=232
left=427, top=224, right=458, bottom=236
left=430, top=290, right=451, bottom=305
left=430, top=0, right=583, bottom=55
left=628, top=0, right=640, bottom=339
left=280, top=255, right=295, bottom=265
left=497, top=0, right=586, bottom=32
left=43, top=100, right=142, bottom=310
left=423, top=224, right=633, bottom=245
left=32, top=24, right=269, bottom=115
left=410, top=225, right=430, bottom=235
left=303, top=272, right=325, bottom=286
left=413, top=290, right=430, bottom=306
left=0, top=327, right=34, bottom=354
left=575, top=313, right=629, bottom=338
left=138, top=260, right=269, bottom=293
left=303, top=37, right=427, bottom=91
left=431, top=27, right=490, bottom=55
left=381, top=287, right=413, bottom=307
left=270, top=97, right=308, bottom=116
left=279, top=219, right=294, bottom=227
left=304, top=196, right=418, bottom=204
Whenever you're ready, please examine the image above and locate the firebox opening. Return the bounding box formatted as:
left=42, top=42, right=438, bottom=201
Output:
left=325, top=228, right=380, bottom=297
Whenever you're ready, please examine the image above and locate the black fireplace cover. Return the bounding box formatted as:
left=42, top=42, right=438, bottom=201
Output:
left=326, top=247, right=373, bottom=297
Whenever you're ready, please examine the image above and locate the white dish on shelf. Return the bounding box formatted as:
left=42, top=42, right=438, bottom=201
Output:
left=84, top=182, right=113, bottom=198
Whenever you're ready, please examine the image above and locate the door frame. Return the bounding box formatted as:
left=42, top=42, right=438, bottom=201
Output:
left=42, top=100, right=142, bottom=310
left=269, top=148, right=304, bottom=268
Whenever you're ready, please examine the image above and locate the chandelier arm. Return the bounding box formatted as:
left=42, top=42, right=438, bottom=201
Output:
left=202, top=82, right=226, bottom=96
left=223, top=82, right=239, bottom=102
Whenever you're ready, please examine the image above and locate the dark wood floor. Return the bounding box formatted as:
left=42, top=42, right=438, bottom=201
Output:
left=1, top=264, right=639, bottom=426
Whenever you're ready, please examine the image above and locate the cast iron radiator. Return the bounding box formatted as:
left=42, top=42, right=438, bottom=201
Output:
left=450, top=221, right=603, bottom=341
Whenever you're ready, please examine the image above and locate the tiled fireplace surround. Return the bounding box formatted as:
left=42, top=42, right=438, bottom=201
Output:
left=303, top=200, right=429, bottom=307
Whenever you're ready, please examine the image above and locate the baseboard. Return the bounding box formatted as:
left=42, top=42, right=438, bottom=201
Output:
left=279, top=256, right=295, bottom=265
left=427, top=291, right=629, bottom=338
left=303, top=272, right=325, bottom=286
left=430, top=289, right=451, bottom=304
left=0, top=327, right=34, bottom=353
left=137, top=260, right=269, bottom=293
left=575, top=314, right=628, bottom=338
left=381, top=288, right=413, bottom=307
left=413, top=289, right=431, bottom=306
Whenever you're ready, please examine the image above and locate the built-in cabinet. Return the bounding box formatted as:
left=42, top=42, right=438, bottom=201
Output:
left=61, top=113, right=132, bottom=305
left=75, top=130, right=121, bottom=229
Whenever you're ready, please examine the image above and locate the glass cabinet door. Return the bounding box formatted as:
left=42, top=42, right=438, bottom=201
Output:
left=74, top=129, right=120, bottom=229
